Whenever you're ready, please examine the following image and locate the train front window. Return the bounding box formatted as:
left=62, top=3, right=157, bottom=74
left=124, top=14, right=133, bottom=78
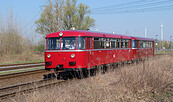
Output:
left=47, top=38, right=60, bottom=50
left=61, top=37, right=76, bottom=50
left=77, top=37, right=85, bottom=49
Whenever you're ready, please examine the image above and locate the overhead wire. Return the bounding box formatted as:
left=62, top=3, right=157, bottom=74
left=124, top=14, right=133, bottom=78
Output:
left=94, top=4, right=173, bottom=14
left=23, top=0, right=49, bottom=33
left=91, top=0, right=173, bottom=12
left=91, top=0, right=156, bottom=10
left=90, top=0, right=173, bottom=14
left=23, top=9, right=42, bottom=30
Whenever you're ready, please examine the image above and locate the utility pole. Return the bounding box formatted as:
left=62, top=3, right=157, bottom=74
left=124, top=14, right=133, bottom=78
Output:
left=170, top=36, right=172, bottom=51
left=145, top=27, right=147, bottom=38
left=160, top=24, right=163, bottom=50
left=156, top=35, right=158, bottom=52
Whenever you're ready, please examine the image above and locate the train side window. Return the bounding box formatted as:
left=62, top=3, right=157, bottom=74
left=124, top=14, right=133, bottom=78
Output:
left=117, top=39, right=121, bottom=48
left=110, top=39, right=112, bottom=48
left=140, top=41, right=143, bottom=48
left=77, top=37, right=85, bottom=49
left=100, top=38, right=106, bottom=49
left=94, top=38, right=100, bottom=49
left=121, top=39, right=125, bottom=48
left=145, top=41, right=153, bottom=48
left=132, top=40, right=137, bottom=48
left=143, top=42, right=146, bottom=48
left=145, top=41, right=148, bottom=48
left=146, top=41, right=149, bottom=48
left=111, top=39, right=116, bottom=48
left=125, top=40, right=129, bottom=48
left=150, top=41, right=153, bottom=48
left=106, top=38, right=110, bottom=48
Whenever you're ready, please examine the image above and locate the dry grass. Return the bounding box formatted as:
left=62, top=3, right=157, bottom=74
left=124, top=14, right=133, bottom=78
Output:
left=6, top=55, right=172, bottom=102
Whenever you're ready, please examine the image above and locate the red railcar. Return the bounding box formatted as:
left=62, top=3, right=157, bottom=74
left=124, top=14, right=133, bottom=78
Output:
left=44, top=30, right=154, bottom=79
left=131, top=37, right=154, bottom=60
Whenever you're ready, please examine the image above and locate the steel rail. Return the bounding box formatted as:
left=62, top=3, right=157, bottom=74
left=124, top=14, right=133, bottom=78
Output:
left=0, top=69, right=47, bottom=80
left=0, top=79, right=65, bottom=100
left=0, top=62, right=44, bottom=67
left=0, top=62, right=45, bottom=71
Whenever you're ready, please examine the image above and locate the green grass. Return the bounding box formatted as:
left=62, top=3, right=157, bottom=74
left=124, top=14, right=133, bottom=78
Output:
left=0, top=60, right=44, bottom=65
left=155, top=50, right=173, bottom=54
left=0, top=67, right=44, bottom=75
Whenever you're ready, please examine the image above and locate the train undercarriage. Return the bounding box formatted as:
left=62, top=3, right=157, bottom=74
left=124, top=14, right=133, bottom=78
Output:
left=43, top=58, right=147, bottom=80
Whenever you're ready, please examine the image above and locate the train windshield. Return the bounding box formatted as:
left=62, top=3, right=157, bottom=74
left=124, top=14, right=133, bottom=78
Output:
left=47, top=38, right=60, bottom=50
left=61, top=37, right=76, bottom=50
left=46, top=37, right=85, bottom=50
left=77, top=37, right=85, bottom=49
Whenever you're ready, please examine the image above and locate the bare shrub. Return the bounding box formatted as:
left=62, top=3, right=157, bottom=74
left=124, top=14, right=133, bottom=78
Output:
left=0, top=11, right=43, bottom=63
left=0, top=11, right=26, bottom=55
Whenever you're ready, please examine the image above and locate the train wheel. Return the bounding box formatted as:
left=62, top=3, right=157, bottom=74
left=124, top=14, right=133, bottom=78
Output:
left=43, top=73, right=56, bottom=80
left=75, top=71, right=83, bottom=79
left=90, top=69, right=96, bottom=76
left=83, top=70, right=89, bottom=78
left=103, top=65, right=108, bottom=74
left=68, top=72, right=75, bottom=79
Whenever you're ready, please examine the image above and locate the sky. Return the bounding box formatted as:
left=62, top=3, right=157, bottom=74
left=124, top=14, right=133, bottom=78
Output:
left=0, top=0, right=173, bottom=41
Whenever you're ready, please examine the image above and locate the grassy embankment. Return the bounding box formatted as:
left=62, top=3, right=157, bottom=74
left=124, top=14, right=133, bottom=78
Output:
left=9, top=54, right=173, bottom=102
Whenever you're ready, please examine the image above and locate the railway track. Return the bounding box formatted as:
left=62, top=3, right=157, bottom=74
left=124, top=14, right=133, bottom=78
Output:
left=0, top=62, right=44, bottom=71
left=0, top=79, right=65, bottom=100
left=0, top=62, right=45, bottom=79
left=0, top=69, right=48, bottom=80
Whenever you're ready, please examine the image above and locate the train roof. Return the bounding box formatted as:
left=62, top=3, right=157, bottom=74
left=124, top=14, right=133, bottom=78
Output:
left=46, top=30, right=154, bottom=41
left=131, top=36, right=154, bottom=41
left=46, top=30, right=131, bottom=39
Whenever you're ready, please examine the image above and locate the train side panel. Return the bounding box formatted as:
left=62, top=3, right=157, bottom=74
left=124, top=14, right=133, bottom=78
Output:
left=90, top=49, right=132, bottom=67
left=45, top=51, right=88, bottom=69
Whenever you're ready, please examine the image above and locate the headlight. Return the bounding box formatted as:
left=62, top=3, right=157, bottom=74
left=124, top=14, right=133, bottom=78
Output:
left=71, top=54, right=75, bottom=58
left=47, top=54, right=51, bottom=58
left=59, top=32, right=63, bottom=36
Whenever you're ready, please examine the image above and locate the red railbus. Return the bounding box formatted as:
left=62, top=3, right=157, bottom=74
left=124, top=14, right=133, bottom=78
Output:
left=44, top=30, right=154, bottom=79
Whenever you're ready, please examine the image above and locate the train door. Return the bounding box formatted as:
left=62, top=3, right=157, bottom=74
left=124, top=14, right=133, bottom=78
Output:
left=87, top=37, right=92, bottom=68
left=129, top=39, right=132, bottom=60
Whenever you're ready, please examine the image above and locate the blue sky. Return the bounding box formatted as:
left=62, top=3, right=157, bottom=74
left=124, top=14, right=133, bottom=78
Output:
left=0, top=0, right=173, bottom=41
